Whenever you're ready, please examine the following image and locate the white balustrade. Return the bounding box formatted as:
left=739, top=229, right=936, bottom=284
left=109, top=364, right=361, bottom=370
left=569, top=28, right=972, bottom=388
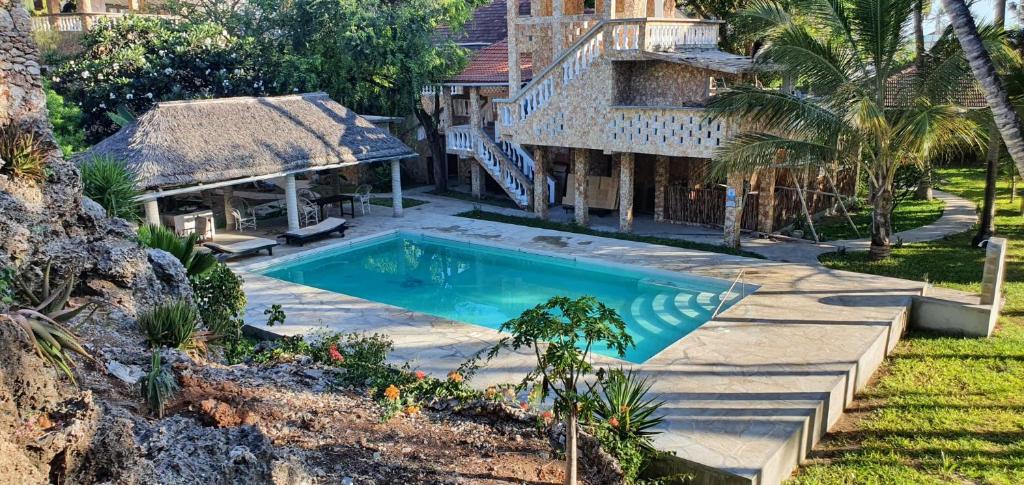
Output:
left=446, top=125, right=474, bottom=153
left=611, top=24, right=640, bottom=50
left=561, top=32, right=604, bottom=86
left=30, top=13, right=178, bottom=33
left=644, top=22, right=720, bottom=50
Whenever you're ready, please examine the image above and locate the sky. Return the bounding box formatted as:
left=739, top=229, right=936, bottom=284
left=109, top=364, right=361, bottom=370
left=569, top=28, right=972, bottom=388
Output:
left=944, top=0, right=1022, bottom=28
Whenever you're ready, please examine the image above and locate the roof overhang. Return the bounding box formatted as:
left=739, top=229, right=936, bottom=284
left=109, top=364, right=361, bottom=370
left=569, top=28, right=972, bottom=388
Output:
left=642, top=49, right=762, bottom=75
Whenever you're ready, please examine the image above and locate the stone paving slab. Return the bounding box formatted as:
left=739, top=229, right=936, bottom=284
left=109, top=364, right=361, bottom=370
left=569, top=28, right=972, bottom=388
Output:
left=233, top=210, right=926, bottom=485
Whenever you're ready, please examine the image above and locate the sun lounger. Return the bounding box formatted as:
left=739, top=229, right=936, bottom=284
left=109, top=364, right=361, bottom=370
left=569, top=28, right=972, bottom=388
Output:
left=204, top=237, right=279, bottom=259
left=280, top=217, right=348, bottom=246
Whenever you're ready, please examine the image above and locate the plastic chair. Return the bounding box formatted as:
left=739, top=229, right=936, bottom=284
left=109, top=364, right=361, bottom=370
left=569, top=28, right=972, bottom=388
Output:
left=231, top=198, right=257, bottom=231
left=353, top=184, right=373, bottom=215
left=300, top=198, right=320, bottom=227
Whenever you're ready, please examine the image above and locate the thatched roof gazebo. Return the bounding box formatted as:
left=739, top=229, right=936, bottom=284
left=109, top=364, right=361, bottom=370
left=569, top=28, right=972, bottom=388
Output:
left=78, top=92, right=418, bottom=230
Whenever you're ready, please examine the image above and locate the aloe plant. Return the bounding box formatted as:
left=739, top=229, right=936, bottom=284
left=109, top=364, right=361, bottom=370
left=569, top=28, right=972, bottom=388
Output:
left=1, top=264, right=98, bottom=385
left=141, top=349, right=177, bottom=418
left=137, top=299, right=200, bottom=350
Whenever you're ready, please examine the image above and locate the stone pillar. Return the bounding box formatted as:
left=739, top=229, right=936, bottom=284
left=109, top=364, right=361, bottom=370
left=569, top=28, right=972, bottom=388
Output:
left=573, top=149, right=590, bottom=226
left=654, top=155, right=669, bottom=222
left=723, top=173, right=745, bottom=248
left=507, top=0, right=521, bottom=94
left=757, top=168, right=777, bottom=233
left=981, top=237, right=1008, bottom=306
left=440, top=89, right=453, bottom=130
left=391, top=159, right=404, bottom=217
left=284, top=174, right=300, bottom=231
left=128, top=0, right=142, bottom=11
left=144, top=199, right=160, bottom=226
left=471, top=163, right=483, bottom=199
left=533, top=146, right=549, bottom=219
left=469, top=87, right=482, bottom=128
left=618, top=153, right=634, bottom=233
left=552, top=0, right=565, bottom=54
left=223, top=186, right=235, bottom=229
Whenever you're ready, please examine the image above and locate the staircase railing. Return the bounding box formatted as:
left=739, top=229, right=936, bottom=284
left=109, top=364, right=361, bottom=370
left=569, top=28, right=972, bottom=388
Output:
left=473, top=128, right=534, bottom=207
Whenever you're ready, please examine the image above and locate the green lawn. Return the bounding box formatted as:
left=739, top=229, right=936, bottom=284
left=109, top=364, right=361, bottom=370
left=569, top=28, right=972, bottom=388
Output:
left=793, top=167, right=1024, bottom=484
left=369, top=197, right=428, bottom=209
left=455, top=209, right=765, bottom=258
left=813, top=198, right=945, bottom=241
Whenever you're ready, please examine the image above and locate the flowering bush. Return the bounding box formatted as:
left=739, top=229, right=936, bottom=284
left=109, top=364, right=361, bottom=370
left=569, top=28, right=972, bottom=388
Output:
left=51, top=15, right=316, bottom=142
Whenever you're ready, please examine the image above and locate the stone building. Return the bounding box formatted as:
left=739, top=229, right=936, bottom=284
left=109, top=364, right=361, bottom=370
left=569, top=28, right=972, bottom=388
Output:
left=427, top=0, right=855, bottom=245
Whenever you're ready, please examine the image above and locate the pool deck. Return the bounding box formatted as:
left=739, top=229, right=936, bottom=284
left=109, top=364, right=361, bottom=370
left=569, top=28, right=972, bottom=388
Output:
left=232, top=205, right=925, bottom=485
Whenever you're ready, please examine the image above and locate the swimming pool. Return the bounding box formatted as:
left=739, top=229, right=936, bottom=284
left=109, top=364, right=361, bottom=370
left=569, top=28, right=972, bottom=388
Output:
left=260, top=232, right=751, bottom=363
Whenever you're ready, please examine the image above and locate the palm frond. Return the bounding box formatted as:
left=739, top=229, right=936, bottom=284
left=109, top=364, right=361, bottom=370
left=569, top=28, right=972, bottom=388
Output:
left=760, top=25, right=856, bottom=92
left=890, top=103, right=987, bottom=162
left=707, top=86, right=848, bottom=140
left=710, top=132, right=840, bottom=180
left=849, top=0, right=915, bottom=76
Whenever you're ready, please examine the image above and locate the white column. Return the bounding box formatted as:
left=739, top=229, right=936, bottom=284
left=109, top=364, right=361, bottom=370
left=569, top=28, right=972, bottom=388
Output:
left=144, top=199, right=160, bottom=226
left=391, top=159, right=404, bottom=218
left=285, top=174, right=300, bottom=231
left=223, top=186, right=235, bottom=229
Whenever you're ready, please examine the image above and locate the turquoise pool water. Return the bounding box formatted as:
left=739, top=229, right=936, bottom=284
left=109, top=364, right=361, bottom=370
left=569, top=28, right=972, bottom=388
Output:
left=260, top=232, right=749, bottom=363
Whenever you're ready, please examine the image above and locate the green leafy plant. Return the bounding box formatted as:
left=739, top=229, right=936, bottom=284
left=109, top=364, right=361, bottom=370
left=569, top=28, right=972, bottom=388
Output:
left=589, top=368, right=665, bottom=451
left=137, top=299, right=200, bottom=350
left=80, top=156, right=141, bottom=220
left=191, top=263, right=246, bottom=339
left=141, top=349, right=178, bottom=418
left=44, top=83, right=87, bottom=157
left=591, top=423, right=648, bottom=484
left=0, top=123, right=49, bottom=183
left=137, top=224, right=217, bottom=277
left=263, top=304, right=286, bottom=326
left=487, top=296, right=634, bottom=485
left=2, top=264, right=98, bottom=385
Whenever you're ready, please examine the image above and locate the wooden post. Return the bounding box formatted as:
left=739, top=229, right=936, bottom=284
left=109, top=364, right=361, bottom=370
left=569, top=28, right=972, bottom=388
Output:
left=533, top=146, right=549, bottom=219
left=574, top=149, right=590, bottom=226
left=619, top=153, right=635, bottom=232
left=757, top=168, right=776, bottom=233
left=794, top=174, right=819, bottom=242
left=223, top=186, right=235, bottom=229
left=391, top=159, right=404, bottom=217
left=654, top=155, right=669, bottom=222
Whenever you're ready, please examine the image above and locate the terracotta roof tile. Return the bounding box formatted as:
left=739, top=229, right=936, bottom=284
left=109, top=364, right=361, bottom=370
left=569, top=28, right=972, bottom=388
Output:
left=436, top=0, right=530, bottom=47
left=449, top=39, right=533, bottom=84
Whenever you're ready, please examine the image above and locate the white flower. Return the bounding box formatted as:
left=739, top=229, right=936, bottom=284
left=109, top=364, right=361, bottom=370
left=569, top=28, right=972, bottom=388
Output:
left=112, top=63, right=119, bottom=70
left=99, top=103, right=106, bottom=109
left=205, top=69, right=211, bottom=75
left=222, top=80, right=230, bottom=87
left=164, top=67, right=173, bottom=75
left=158, top=50, right=166, bottom=56
left=126, top=93, right=134, bottom=100
left=109, top=93, right=116, bottom=99
left=145, top=92, right=153, bottom=99
left=81, top=70, right=90, bottom=78
left=97, top=73, right=104, bottom=80
left=52, top=76, right=61, bottom=82
left=204, top=38, right=212, bottom=45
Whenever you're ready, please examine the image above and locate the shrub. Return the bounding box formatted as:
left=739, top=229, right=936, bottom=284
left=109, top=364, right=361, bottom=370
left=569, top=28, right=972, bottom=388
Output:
left=138, top=224, right=217, bottom=277
left=45, top=83, right=87, bottom=157
left=589, top=368, right=665, bottom=451
left=191, top=262, right=246, bottom=339
left=137, top=300, right=200, bottom=349
left=80, top=156, right=141, bottom=220
left=141, top=349, right=178, bottom=418
left=0, top=124, right=49, bottom=183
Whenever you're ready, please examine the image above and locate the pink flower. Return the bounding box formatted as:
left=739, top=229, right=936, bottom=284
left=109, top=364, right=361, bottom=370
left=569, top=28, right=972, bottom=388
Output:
left=328, top=345, right=344, bottom=363
left=608, top=416, right=619, bottom=428
left=414, top=370, right=426, bottom=381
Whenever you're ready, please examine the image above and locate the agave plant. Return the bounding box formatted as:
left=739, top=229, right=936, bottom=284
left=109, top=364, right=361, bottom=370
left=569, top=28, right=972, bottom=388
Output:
left=137, top=224, right=217, bottom=277
left=80, top=155, right=141, bottom=221
left=588, top=368, right=665, bottom=450
left=141, top=349, right=178, bottom=418
left=1, top=264, right=98, bottom=385
left=0, top=123, right=49, bottom=183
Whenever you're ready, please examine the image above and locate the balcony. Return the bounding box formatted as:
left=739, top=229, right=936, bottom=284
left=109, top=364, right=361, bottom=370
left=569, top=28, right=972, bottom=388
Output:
left=31, top=12, right=176, bottom=33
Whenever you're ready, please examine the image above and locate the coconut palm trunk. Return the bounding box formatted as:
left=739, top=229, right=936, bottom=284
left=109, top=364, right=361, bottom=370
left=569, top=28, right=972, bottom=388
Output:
left=941, top=0, right=1024, bottom=176
left=973, top=0, right=1006, bottom=246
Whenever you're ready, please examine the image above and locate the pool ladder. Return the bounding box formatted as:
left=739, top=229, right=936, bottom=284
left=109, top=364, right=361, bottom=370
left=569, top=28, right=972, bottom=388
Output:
left=711, top=269, right=746, bottom=320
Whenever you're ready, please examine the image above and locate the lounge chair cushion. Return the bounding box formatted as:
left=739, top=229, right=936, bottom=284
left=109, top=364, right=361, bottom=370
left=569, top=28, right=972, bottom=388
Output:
left=281, top=217, right=348, bottom=245
left=206, top=237, right=279, bottom=254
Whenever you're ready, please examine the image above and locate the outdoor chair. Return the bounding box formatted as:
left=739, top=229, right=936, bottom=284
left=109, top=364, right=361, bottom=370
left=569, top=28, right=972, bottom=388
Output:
left=300, top=198, right=320, bottom=227
left=352, top=184, right=373, bottom=215
left=231, top=198, right=258, bottom=231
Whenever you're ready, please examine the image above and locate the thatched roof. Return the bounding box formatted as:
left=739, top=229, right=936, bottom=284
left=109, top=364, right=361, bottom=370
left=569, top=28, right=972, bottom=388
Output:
left=78, top=93, right=417, bottom=191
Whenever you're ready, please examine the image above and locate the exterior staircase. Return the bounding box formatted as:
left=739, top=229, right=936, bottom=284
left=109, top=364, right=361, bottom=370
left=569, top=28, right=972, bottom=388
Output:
left=446, top=124, right=555, bottom=209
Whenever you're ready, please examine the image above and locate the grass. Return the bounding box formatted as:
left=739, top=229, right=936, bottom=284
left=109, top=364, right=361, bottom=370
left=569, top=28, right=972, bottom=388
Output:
left=426, top=188, right=521, bottom=209
left=792, top=167, right=1024, bottom=484
left=455, top=209, right=765, bottom=259
left=813, top=198, right=945, bottom=241
left=369, top=197, right=428, bottom=209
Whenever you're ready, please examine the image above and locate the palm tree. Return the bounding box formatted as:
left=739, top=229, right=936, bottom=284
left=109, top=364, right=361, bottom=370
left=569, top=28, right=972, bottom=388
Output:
left=706, top=0, right=986, bottom=260
left=941, top=0, right=1024, bottom=178
left=973, top=0, right=1006, bottom=246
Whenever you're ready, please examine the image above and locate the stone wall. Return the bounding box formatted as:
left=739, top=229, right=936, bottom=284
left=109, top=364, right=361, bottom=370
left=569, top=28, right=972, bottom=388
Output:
left=613, top=61, right=710, bottom=107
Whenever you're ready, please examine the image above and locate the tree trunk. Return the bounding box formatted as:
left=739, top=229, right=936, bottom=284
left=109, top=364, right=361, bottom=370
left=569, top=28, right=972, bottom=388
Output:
left=415, top=107, right=448, bottom=192
left=564, top=411, right=578, bottom=485
left=869, top=186, right=894, bottom=260
left=974, top=132, right=1001, bottom=246
left=941, top=0, right=1024, bottom=176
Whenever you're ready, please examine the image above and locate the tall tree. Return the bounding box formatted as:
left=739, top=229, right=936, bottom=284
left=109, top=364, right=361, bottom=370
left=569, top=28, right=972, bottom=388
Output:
left=941, top=0, right=1024, bottom=182
left=914, top=0, right=934, bottom=200
left=973, top=0, right=1007, bottom=246
left=706, top=0, right=987, bottom=259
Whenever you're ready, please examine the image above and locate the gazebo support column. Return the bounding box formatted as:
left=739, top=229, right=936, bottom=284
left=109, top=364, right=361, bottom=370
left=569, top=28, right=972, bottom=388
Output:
left=618, top=153, right=634, bottom=233
left=144, top=199, right=160, bottom=226
left=532, top=146, right=549, bottom=219
left=223, top=186, right=236, bottom=230
left=284, top=174, right=300, bottom=231
left=391, top=159, right=404, bottom=217
left=573, top=149, right=589, bottom=226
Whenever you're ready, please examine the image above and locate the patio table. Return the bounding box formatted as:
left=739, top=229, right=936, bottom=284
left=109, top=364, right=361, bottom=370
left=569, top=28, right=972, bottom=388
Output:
left=313, top=194, right=357, bottom=219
